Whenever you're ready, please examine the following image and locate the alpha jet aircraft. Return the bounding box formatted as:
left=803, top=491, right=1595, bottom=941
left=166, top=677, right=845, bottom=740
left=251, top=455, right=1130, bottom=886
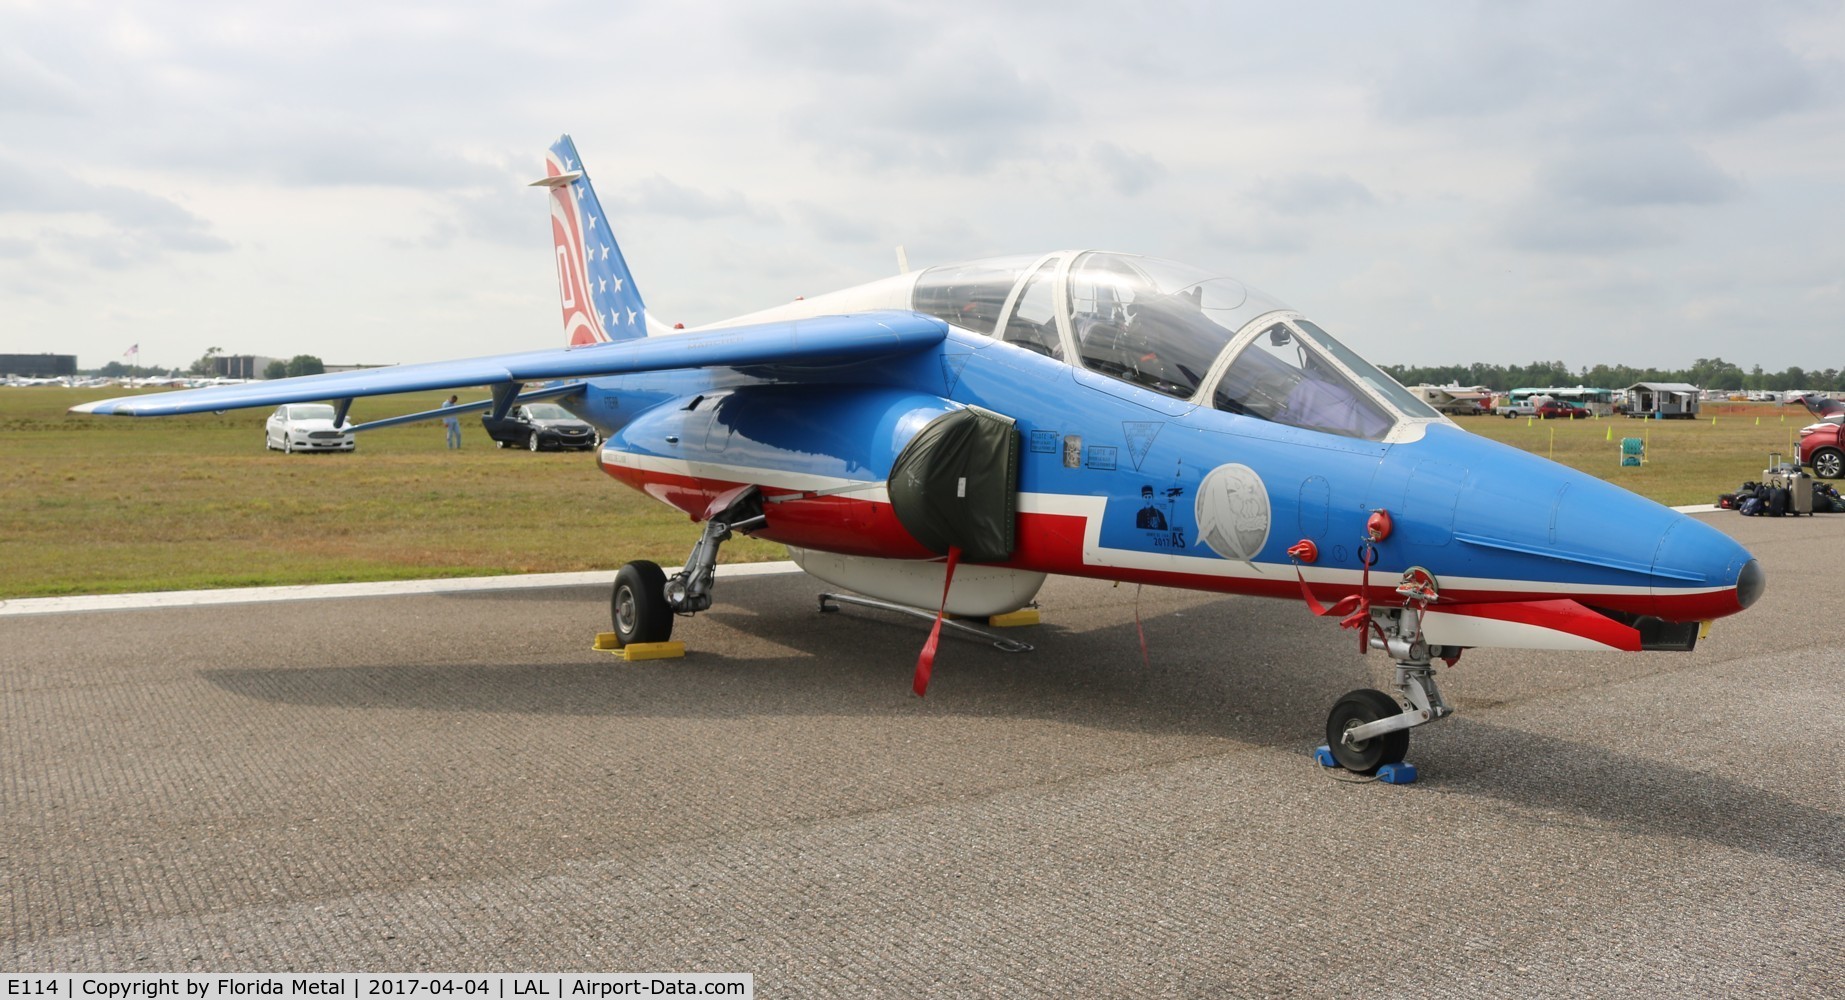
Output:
left=76, top=136, right=1765, bottom=775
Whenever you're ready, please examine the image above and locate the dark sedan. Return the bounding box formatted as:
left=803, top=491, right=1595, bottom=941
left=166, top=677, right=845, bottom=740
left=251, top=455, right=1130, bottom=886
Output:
left=481, top=403, right=600, bottom=452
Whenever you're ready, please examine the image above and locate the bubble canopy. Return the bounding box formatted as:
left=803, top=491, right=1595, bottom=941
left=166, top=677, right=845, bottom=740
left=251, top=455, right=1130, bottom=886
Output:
left=911, top=251, right=1439, bottom=441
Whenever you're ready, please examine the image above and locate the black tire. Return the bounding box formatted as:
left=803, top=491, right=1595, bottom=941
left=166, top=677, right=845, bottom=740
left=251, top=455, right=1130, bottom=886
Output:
left=1325, top=688, right=1409, bottom=774
left=283, top=437, right=294, bottom=454
left=611, top=560, right=673, bottom=645
left=1812, top=448, right=1843, bottom=480
left=528, top=432, right=542, bottom=452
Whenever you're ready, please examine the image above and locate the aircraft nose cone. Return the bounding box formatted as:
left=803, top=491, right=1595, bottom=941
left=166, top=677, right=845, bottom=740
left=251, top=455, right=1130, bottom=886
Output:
left=1650, top=514, right=1762, bottom=619
left=1736, top=558, right=1766, bottom=610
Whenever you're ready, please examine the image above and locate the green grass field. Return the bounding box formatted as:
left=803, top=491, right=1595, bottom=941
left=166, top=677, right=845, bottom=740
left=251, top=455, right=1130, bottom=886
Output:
left=0, top=388, right=785, bottom=598
left=1458, top=402, right=1812, bottom=506
left=0, top=389, right=1812, bottom=598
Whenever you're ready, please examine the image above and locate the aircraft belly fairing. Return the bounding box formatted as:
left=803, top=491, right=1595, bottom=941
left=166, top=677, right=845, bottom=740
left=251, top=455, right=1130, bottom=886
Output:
left=787, top=548, right=1047, bottom=618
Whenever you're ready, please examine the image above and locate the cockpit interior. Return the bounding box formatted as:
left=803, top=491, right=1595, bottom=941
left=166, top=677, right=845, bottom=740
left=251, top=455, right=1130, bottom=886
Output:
left=910, top=251, right=1441, bottom=442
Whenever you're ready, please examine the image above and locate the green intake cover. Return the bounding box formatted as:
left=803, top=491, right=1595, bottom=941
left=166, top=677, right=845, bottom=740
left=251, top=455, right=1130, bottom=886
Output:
left=887, top=406, right=1019, bottom=563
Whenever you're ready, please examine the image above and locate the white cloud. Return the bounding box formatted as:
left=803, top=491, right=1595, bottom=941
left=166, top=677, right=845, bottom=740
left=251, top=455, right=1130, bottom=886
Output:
left=0, top=157, right=233, bottom=265
left=1536, top=142, right=1741, bottom=207
left=1248, top=173, right=1378, bottom=216
left=0, top=0, right=1840, bottom=372
left=1372, top=1, right=1831, bottom=136
left=605, top=176, right=777, bottom=224
left=0, top=43, right=87, bottom=114
left=1089, top=142, right=1165, bottom=198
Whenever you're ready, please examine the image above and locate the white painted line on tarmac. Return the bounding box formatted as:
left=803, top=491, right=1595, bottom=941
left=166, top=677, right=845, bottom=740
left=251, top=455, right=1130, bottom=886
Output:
left=1672, top=503, right=1723, bottom=514
left=0, top=561, right=804, bottom=618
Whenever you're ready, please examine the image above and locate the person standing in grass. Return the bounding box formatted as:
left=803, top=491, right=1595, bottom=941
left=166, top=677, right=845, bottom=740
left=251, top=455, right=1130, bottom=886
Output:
left=441, top=395, right=461, bottom=449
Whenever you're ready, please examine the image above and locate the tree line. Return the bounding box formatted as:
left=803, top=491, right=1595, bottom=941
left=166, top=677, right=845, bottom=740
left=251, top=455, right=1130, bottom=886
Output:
left=1378, top=357, right=1841, bottom=394
left=94, top=348, right=326, bottom=379
left=95, top=355, right=326, bottom=379
left=88, top=350, right=1837, bottom=394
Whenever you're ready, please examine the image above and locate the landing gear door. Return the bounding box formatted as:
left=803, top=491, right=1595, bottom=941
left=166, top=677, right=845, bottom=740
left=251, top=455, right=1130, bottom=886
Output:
left=888, top=406, right=1020, bottom=563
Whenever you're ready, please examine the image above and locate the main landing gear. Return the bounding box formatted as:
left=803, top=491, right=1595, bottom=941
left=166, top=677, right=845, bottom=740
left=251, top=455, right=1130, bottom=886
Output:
left=1321, top=607, right=1457, bottom=778
left=609, top=488, right=766, bottom=646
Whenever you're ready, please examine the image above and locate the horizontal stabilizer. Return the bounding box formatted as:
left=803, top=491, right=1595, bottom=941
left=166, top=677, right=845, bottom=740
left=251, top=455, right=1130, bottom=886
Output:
left=341, top=382, right=586, bottom=433
left=70, top=312, right=947, bottom=418
left=1419, top=599, right=1642, bottom=652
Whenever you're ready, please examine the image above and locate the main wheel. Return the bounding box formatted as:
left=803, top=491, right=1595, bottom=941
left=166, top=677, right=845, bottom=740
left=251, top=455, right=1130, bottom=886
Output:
left=611, top=560, right=673, bottom=646
left=528, top=432, right=542, bottom=452
left=1812, top=447, right=1843, bottom=479
left=1325, top=688, right=1409, bottom=774
left=283, top=437, right=294, bottom=454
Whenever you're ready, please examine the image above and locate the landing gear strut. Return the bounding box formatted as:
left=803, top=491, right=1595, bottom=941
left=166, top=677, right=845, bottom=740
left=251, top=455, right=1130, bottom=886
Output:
left=1323, top=607, right=1456, bottom=775
left=609, top=488, right=766, bottom=645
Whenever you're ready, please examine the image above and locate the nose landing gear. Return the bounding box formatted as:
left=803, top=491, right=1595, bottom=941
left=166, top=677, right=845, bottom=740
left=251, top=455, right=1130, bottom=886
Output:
left=1319, top=607, right=1457, bottom=782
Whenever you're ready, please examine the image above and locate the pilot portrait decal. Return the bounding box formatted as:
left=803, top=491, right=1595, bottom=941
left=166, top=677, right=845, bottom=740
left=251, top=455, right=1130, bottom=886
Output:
left=1196, top=463, right=1271, bottom=561
left=1133, top=483, right=1189, bottom=550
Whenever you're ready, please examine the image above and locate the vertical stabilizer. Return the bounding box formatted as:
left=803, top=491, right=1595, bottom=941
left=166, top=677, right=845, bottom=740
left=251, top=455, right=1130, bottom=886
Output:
left=532, top=135, right=650, bottom=345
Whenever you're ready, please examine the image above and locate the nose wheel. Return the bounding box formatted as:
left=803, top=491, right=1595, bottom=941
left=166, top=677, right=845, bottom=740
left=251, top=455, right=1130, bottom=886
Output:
left=1325, top=688, right=1410, bottom=774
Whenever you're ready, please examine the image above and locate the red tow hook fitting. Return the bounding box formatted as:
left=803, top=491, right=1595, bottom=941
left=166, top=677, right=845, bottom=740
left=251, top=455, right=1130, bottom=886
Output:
left=1395, top=566, right=1439, bottom=604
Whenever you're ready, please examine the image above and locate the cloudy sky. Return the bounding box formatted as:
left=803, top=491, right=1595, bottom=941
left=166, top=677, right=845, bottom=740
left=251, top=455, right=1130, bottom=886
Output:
left=2, top=0, right=1841, bottom=374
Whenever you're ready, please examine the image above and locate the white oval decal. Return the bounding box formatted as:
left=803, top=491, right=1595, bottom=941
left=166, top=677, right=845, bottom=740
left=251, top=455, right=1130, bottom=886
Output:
left=1196, top=463, right=1271, bottom=561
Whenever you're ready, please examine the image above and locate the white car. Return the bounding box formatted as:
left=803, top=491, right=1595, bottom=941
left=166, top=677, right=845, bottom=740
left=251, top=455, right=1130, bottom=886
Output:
left=264, top=403, right=356, bottom=453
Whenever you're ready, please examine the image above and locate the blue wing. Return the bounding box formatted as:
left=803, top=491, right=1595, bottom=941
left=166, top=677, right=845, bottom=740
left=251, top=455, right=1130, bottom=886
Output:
left=72, top=311, right=947, bottom=417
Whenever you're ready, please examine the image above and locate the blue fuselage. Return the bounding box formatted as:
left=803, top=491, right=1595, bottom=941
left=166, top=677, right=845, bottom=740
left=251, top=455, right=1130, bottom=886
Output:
left=573, top=327, right=1757, bottom=625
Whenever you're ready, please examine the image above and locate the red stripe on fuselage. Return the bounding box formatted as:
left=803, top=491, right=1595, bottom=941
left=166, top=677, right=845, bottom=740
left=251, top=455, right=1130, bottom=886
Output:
left=600, top=459, right=936, bottom=560
left=1423, top=599, right=1645, bottom=651
left=602, top=461, right=1744, bottom=622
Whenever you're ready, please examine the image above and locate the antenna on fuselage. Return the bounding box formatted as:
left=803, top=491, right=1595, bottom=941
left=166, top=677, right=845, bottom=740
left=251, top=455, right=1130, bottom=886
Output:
left=895, top=245, right=911, bottom=275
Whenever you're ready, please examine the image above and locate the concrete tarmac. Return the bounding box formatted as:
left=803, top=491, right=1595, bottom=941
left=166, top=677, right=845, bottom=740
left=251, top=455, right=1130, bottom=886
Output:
left=3, top=512, right=1839, bottom=996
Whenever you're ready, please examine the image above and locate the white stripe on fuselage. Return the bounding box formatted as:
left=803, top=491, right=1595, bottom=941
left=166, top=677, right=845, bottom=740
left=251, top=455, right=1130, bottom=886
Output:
left=599, top=447, right=1731, bottom=601
left=601, top=448, right=893, bottom=504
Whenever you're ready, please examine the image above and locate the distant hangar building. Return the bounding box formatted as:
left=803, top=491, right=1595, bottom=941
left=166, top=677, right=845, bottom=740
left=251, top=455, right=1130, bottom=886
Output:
left=211, top=355, right=277, bottom=379
left=0, top=353, right=77, bottom=378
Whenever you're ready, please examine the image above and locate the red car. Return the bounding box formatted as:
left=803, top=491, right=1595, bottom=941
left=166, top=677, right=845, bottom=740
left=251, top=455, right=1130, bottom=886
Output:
left=1800, top=422, right=1844, bottom=478
left=1535, top=400, right=1588, bottom=419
